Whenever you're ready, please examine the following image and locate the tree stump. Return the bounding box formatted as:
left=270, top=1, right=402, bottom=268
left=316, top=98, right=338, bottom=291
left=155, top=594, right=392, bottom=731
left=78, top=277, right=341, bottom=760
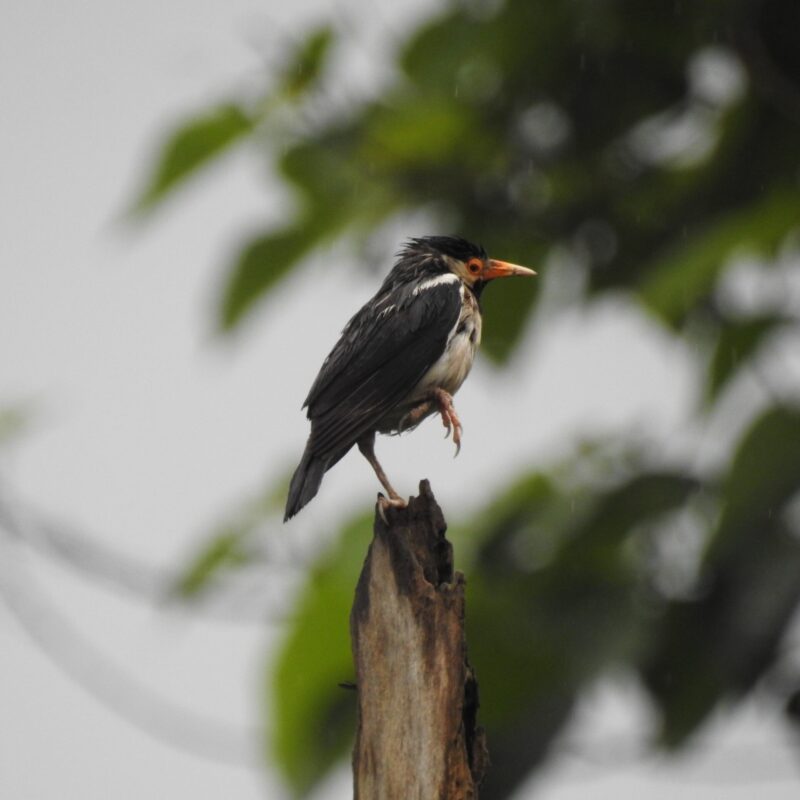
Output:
left=350, top=480, right=487, bottom=799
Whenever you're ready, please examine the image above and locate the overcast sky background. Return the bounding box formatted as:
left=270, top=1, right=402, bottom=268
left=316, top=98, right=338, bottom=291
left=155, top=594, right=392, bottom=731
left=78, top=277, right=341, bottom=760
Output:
left=1, top=1, right=798, bottom=798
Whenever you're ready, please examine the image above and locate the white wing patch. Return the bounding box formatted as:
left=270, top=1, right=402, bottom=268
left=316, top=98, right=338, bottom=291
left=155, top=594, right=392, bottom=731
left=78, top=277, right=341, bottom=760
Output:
left=412, top=272, right=460, bottom=296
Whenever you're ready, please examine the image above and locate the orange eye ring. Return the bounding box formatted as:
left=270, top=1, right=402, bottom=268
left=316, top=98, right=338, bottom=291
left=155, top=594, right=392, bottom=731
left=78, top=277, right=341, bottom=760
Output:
left=466, top=258, right=482, bottom=275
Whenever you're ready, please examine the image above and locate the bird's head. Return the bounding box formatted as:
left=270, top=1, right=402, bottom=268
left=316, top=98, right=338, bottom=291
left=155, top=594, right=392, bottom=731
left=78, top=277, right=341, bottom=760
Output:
left=396, top=235, right=536, bottom=295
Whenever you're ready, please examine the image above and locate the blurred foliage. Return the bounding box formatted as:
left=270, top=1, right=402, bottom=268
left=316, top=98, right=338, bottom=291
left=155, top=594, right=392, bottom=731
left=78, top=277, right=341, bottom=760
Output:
left=0, top=404, right=33, bottom=448
left=644, top=407, right=800, bottom=746
left=272, top=514, right=370, bottom=793
left=172, top=471, right=291, bottom=599
left=174, top=530, right=252, bottom=598
left=707, top=311, right=790, bottom=400
left=142, top=0, right=800, bottom=796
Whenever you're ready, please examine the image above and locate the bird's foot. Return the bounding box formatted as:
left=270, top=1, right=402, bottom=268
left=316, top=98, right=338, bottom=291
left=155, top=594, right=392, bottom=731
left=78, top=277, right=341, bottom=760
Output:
left=397, top=401, right=433, bottom=433
left=432, top=388, right=463, bottom=457
left=377, top=492, right=408, bottom=525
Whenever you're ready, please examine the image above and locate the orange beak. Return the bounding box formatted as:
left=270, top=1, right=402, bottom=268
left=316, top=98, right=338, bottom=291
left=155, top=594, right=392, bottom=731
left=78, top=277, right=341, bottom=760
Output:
left=483, top=259, right=537, bottom=280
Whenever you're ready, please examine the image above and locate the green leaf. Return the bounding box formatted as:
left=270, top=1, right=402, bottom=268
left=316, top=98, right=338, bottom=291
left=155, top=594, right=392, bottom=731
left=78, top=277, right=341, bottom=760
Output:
left=639, top=190, right=800, bottom=325
left=363, top=98, right=479, bottom=166
left=271, top=513, right=372, bottom=795
left=400, top=10, right=482, bottom=94
left=219, top=226, right=314, bottom=330
left=174, top=532, right=251, bottom=598
left=707, top=314, right=789, bottom=401
left=134, top=104, right=253, bottom=212
left=715, top=405, right=800, bottom=550
left=280, top=26, right=335, bottom=98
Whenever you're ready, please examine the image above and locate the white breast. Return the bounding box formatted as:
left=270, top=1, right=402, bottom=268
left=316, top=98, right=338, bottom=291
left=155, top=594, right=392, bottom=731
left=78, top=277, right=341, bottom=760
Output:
left=412, top=285, right=481, bottom=399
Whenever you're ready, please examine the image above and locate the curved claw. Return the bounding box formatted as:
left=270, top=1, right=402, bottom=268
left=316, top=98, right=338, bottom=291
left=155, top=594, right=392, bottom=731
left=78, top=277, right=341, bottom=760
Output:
left=377, top=497, right=389, bottom=526
left=430, top=388, right=463, bottom=457
left=441, top=412, right=452, bottom=439
left=452, top=422, right=462, bottom=457
left=377, top=492, right=408, bottom=525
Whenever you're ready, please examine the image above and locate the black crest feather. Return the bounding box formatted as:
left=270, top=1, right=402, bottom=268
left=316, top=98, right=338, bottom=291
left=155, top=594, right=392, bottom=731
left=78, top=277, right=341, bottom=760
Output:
left=401, top=235, right=486, bottom=262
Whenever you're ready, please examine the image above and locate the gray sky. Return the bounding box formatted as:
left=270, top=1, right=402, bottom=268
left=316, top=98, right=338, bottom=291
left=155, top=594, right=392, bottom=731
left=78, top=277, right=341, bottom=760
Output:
left=1, top=1, right=797, bottom=798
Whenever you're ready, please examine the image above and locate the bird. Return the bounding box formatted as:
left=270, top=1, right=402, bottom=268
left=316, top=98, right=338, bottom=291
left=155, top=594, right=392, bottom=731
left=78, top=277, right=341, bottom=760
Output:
left=284, top=235, right=536, bottom=521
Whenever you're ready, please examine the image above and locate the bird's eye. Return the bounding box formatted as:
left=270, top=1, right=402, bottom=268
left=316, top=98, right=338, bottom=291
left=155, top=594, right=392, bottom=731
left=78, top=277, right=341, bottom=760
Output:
left=467, top=259, right=482, bottom=275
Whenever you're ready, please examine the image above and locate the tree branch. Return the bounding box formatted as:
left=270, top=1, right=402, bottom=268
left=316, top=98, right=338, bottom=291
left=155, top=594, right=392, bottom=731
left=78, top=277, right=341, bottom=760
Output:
left=350, top=480, right=487, bottom=798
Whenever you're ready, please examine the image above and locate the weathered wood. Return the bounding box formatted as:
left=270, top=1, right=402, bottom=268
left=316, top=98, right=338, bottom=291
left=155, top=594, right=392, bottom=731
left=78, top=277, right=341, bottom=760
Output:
left=350, top=480, right=487, bottom=799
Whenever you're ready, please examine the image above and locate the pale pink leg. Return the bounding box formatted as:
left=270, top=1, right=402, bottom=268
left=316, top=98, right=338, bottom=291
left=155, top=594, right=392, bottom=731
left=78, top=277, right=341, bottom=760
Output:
left=357, top=433, right=408, bottom=517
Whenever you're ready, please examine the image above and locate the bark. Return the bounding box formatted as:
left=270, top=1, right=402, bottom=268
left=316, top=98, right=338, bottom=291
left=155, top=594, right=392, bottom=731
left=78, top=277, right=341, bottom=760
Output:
left=350, top=480, right=487, bottom=799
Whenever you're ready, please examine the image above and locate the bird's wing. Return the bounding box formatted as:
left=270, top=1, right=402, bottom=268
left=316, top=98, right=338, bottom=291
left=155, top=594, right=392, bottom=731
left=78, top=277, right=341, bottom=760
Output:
left=304, top=277, right=463, bottom=459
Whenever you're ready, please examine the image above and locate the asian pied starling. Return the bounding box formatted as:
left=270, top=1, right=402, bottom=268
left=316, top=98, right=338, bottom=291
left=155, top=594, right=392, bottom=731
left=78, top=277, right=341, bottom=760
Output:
left=284, top=235, right=536, bottom=521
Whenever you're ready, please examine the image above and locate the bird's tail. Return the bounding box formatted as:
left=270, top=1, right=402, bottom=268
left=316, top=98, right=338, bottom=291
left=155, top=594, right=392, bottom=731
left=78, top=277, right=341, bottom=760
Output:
left=284, top=445, right=327, bottom=521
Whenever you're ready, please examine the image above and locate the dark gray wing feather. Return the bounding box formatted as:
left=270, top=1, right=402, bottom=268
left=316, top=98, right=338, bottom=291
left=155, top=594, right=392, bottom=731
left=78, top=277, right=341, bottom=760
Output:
left=304, top=278, right=462, bottom=460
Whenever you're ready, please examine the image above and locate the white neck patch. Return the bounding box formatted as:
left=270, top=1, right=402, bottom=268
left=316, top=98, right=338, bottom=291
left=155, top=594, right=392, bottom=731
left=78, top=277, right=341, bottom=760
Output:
left=412, top=272, right=460, bottom=295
